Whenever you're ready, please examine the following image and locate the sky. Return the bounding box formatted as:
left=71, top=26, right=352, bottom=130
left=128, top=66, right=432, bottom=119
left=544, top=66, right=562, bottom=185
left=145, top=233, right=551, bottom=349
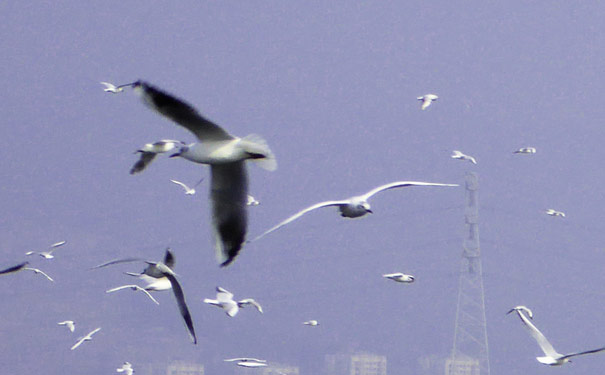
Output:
left=1, top=1, right=605, bottom=374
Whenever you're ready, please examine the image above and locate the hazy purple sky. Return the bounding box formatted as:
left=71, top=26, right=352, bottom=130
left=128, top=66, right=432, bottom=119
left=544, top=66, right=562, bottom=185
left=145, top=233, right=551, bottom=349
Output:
left=1, top=1, right=605, bottom=374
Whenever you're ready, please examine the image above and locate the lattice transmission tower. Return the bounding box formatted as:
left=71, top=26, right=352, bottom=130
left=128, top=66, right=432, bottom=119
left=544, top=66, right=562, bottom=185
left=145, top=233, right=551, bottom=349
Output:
left=445, top=172, right=490, bottom=375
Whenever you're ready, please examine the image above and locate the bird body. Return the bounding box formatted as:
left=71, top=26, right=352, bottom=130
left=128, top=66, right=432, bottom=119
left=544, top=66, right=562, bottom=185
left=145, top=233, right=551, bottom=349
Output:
left=451, top=150, right=477, bottom=164
left=507, top=306, right=605, bottom=365
left=417, top=94, right=438, bottom=110
left=132, top=80, right=277, bottom=266
left=100, top=82, right=132, bottom=93
left=204, top=287, right=263, bottom=317
left=514, top=147, right=536, bottom=154
left=237, top=362, right=268, bottom=368
left=116, top=362, right=134, bottom=375
left=303, top=320, right=319, bottom=326
left=247, top=195, right=260, bottom=206
left=252, top=181, right=458, bottom=241
left=25, top=240, right=66, bottom=259
left=170, top=179, right=197, bottom=195
left=545, top=209, right=565, bottom=217
left=383, top=272, right=415, bottom=283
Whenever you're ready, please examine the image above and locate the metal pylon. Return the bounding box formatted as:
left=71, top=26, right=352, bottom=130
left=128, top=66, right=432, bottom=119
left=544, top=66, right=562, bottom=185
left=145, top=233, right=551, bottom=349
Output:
left=447, top=172, right=490, bottom=375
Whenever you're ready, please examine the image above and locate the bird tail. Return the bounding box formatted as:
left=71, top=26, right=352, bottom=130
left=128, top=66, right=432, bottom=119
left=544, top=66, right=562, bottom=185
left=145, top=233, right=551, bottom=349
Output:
left=241, top=134, right=277, bottom=171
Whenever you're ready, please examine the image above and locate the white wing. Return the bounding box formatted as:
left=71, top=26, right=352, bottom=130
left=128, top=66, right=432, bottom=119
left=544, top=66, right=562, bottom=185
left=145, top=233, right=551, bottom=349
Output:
left=238, top=298, right=263, bottom=314
left=361, top=181, right=458, bottom=200
left=133, top=81, right=233, bottom=142
left=170, top=179, right=192, bottom=192
left=511, top=309, right=560, bottom=358
left=251, top=200, right=350, bottom=242
left=210, top=162, right=248, bottom=266
left=24, top=267, right=54, bottom=282
left=100, top=81, right=117, bottom=91
left=216, top=287, right=234, bottom=302
left=70, top=336, right=87, bottom=350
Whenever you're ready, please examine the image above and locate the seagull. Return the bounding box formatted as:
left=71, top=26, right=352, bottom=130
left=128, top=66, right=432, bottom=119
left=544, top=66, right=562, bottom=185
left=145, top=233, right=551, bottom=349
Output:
left=451, top=150, right=477, bottom=164
left=100, top=81, right=132, bottom=94
left=58, top=320, right=75, bottom=333
left=252, top=181, right=458, bottom=241
left=224, top=358, right=267, bottom=363
left=514, top=147, right=537, bottom=154
left=70, top=327, right=101, bottom=350
left=106, top=284, right=160, bottom=305
left=303, top=320, right=319, bottom=326
left=507, top=306, right=605, bottom=366
left=25, top=240, right=66, bottom=259
left=417, top=94, right=438, bottom=110
left=147, top=261, right=196, bottom=344
left=170, top=176, right=204, bottom=195
left=203, top=287, right=263, bottom=317
left=130, top=139, right=186, bottom=174
left=247, top=195, right=260, bottom=206
left=131, top=80, right=277, bottom=267
left=24, top=267, right=54, bottom=282
left=92, top=248, right=175, bottom=291
left=545, top=209, right=565, bottom=218
left=237, top=362, right=268, bottom=368
left=0, top=261, right=30, bottom=275
left=383, top=272, right=415, bottom=283
left=116, top=362, right=134, bottom=375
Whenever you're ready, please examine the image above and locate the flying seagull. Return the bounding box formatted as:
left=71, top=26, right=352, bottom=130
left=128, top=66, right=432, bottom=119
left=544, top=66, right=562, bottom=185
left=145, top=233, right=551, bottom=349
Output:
left=170, top=177, right=204, bottom=195
left=24, top=267, right=54, bottom=282
left=417, top=94, right=438, bottom=110
left=0, top=261, right=30, bottom=275
left=383, top=272, right=415, bottom=283
left=71, top=327, right=101, bottom=350
left=105, top=284, right=160, bottom=305
left=130, top=139, right=186, bottom=174
left=100, top=81, right=132, bottom=94
left=514, top=147, right=536, bottom=154
left=93, top=248, right=176, bottom=292
left=116, top=362, right=134, bottom=375
left=224, top=358, right=267, bottom=363
left=545, top=209, right=565, bottom=218
left=147, top=261, right=196, bottom=344
left=25, top=240, right=66, bottom=259
left=131, top=80, right=277, bottom=266
left=247, top=195, right=260, bottom=206
left=252, top=181, right=457, bottom=241
left=303, top=320, right=319, bottom=326
left=58, top=320, right=75, bottom=333
left=451, top=150, right=477, bottom=164
left=507, top=306, right=605, bottom=366
left=203, top=287, right=263, bottom=317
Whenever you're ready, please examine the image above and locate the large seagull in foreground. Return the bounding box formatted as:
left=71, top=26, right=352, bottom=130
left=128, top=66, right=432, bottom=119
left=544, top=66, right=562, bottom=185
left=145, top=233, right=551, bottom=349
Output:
left=130, top=81, right=277, bottom=267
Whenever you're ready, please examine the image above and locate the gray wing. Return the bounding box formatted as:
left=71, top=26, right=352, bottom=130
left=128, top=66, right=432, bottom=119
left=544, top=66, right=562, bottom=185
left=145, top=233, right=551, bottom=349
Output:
left=361, top=181, right=459, bottom=200
left=238, top=298, right=263, bottom=314
left=90, top=258, right=143, bottom=270
left=130, top=151, right=157, bottom=174
left=561, top=347, right=605, bottom=361
left=210, top=162, right=248, bottom=267
left=0, top=261, right=29, bottom=275
left=250, top=200, right=349, bottom=242
left=163, top=271, right=197, bottom=344
left=133, top=81, right=233, bottom=142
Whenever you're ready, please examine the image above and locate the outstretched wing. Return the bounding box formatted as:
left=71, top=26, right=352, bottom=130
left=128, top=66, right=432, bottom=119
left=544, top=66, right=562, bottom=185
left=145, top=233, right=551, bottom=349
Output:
left=361, top=181, right=458, bottom=200
left=133, top=81, right=233, bottom=142
left=561, top=347, right=605, bottom=361
left=170, top=179, right=190, bottom=191
left=0, top=261, right=29, bottom=275
left=238, top=298, right=263, bottom=314
left=251, top=200, right=349, bottom=242
left=512, top=309, right=560, bottom=358
left=90, top=258, right=143, bottom=270
left=211, top=162, right=248, bottom=267
left=130, top=152, right=157, bottom=174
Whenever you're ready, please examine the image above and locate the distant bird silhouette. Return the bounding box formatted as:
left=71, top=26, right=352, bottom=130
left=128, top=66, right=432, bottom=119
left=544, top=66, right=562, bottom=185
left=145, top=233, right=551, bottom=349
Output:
left=383, top=272, right=415, bottom=283
left=545, top=209, right=565, bottom=218
left=203, top=287, right=263, bottom=317
left=58, top=320, right=75, bottom=333
left=25, top=240, right=66, bottom=259
left=100, top=81, right=134, bottom=94
left=417, top=94, right=438, bottom=110
left=130, top=140, right=185, bottom=174
left=514, top=147, right=536, bottom=154
left=451, top=150, right=477, bottom=164
left=71, top=327, right=101, bottom=350
left=303, top=320, right=319, bottom=326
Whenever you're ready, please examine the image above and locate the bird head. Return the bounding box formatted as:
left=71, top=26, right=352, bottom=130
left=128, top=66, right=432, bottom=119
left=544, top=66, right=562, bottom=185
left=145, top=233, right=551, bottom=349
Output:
left=361, top=202, right=372, bottom=214
left=169, top=144, right=188, bottom=158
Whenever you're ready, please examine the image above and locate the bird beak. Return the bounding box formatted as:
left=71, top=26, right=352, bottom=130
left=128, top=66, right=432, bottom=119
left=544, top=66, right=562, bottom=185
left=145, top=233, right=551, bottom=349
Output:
left=367, top=209, right=373, bottom=214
